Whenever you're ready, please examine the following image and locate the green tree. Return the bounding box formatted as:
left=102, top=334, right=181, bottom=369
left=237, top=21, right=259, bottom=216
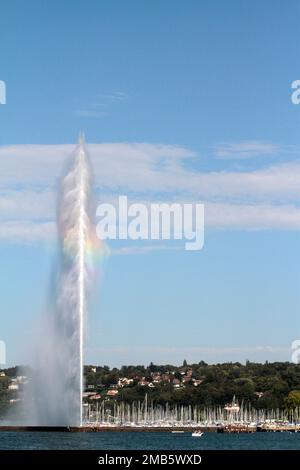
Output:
left=284, top=390, right=300, bottom=409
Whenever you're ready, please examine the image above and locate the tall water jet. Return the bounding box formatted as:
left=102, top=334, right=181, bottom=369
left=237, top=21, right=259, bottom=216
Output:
left=26, top=136, right=102, bottom=426
left=57, top=133, right=91, bottom=426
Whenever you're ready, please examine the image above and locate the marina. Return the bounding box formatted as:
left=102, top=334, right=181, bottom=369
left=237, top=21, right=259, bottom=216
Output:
left=1, top=423, right=300, bottom=433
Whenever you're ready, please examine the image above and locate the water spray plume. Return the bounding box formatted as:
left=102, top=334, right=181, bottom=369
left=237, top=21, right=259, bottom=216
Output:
left=57, top=134, right=91, bottom=426
left=26, top=136, right=104, bottom=426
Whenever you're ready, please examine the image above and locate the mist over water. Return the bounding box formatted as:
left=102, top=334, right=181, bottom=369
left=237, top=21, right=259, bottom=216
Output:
left=26, top=136, right=93, bottom=426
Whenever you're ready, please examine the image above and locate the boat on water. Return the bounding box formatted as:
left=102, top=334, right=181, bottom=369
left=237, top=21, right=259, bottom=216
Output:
left=192, top=431, right=204, bottom=437
left=171, top=430, right=185, bottom=434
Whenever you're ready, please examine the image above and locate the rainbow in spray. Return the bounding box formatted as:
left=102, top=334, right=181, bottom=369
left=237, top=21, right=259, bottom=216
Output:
left=57, top=134, right=107, bottom=425
left=27, top=136, right=107, bottom=426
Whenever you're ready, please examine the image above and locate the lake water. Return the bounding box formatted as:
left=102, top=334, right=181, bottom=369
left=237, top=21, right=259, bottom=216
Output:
left=0, top=432, right=300, bottom=450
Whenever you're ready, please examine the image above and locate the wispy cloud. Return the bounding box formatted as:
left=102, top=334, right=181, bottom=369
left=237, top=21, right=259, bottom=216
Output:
left=1, top=198, right=299, bottom=244
left=76, top=91, right=128, bottom=118
left=206, top=202, right=300, bottom=230
left=0, top=189, right=54, bottom=220
left=96, top=91, right=128, bottom=102
left=0, top=141, right=299, bottom=245
left=214, top=141, right=279, bottom=159
left=1, top=143, right=298, bottom=201
left=0, top=221, right=55, bottom=243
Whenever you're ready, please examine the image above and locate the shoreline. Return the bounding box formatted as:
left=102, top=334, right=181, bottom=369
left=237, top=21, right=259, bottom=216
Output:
left=0, top=425, right=299, bottom=433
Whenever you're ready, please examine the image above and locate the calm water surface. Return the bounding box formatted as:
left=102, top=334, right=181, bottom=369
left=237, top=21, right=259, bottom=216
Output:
left=0, top=432, right=300, bottom=450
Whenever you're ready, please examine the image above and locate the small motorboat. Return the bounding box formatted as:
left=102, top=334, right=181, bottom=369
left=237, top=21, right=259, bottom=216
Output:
left=171, top=430, right=184, bottom=434
left=192, top=431, right=204, bottom=437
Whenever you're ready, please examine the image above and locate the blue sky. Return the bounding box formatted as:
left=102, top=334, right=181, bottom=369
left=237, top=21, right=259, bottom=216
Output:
left=0, top=0, right=300, bottom=366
